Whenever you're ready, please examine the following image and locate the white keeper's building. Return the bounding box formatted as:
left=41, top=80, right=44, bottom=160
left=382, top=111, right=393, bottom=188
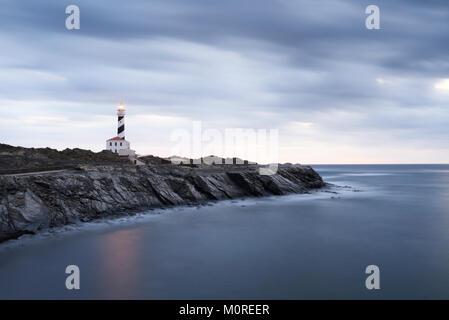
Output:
left=107, top=137, right=131, bottom=155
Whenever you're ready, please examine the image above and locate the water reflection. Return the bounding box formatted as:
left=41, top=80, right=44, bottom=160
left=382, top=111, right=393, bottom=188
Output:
left=96, top=228, right=143, bottom=299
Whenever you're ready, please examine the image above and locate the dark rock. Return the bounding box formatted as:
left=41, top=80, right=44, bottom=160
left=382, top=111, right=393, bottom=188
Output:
left=0, top=230, right=34, bottom=243
left=0, top=149, right=325, bottom=240
left=0, top=143, right=128, bottom=174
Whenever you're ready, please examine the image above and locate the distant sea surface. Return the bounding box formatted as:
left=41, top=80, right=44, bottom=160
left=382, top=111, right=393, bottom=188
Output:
left=1, top=164, right=449, bottom=299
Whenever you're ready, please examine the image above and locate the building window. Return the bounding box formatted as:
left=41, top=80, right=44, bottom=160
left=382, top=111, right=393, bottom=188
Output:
left=109, top=142, right=112, bottom=146
left=120, top=142, right=122, bottom=146
left=115, top=142, right=117, bottom=146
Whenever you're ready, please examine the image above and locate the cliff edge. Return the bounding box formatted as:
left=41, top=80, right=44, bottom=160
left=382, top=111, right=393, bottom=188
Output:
left=0, top=145, right=324, bottom=242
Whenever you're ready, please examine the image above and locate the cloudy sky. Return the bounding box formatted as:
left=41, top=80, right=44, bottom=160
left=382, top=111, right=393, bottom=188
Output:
left=1, top=0, right=448, bottom=164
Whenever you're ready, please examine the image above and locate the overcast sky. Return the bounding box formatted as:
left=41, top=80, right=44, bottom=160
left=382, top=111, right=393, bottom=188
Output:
left=1, top=0, right=448, bottom=163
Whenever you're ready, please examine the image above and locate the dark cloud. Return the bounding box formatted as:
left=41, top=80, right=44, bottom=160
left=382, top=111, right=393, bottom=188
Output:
left=1, top=0, right=448, bottom=162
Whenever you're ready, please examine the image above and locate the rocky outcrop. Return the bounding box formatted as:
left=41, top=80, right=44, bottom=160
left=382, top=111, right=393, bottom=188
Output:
left=0, top=143, right=129, bottom=174
left=0, top=164, right=324, bottom=241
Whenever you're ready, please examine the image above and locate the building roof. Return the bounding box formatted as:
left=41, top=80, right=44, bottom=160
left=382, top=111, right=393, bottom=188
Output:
left=107, top=136, right=125, bottom=141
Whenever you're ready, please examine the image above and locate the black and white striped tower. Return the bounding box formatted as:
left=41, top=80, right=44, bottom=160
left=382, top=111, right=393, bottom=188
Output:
left=117, top=103, right=126, bottom=139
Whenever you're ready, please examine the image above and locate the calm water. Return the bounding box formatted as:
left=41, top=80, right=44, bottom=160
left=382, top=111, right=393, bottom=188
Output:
left=1, top=164, right=449, bottom=299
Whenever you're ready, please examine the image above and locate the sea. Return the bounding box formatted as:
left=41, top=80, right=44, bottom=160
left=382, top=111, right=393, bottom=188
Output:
left=1, top=164, right=449, bottom=299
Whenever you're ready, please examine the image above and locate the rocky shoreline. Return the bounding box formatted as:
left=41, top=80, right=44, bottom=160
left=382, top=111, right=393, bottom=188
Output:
left=0, top=163, right=324, bottom=243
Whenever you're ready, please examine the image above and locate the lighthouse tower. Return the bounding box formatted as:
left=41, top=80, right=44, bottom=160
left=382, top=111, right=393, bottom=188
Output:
left=106, top=103, right=134, bottom=157
left=117, top=103, right=126, bottom=139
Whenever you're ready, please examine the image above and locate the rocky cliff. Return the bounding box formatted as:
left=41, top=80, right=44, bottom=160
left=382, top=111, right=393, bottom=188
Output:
left=0, top=164, right=324, bottom=240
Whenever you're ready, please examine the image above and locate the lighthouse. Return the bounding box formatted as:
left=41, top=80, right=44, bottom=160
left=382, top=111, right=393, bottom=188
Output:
left=106, top=103, right=134, bottom=157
